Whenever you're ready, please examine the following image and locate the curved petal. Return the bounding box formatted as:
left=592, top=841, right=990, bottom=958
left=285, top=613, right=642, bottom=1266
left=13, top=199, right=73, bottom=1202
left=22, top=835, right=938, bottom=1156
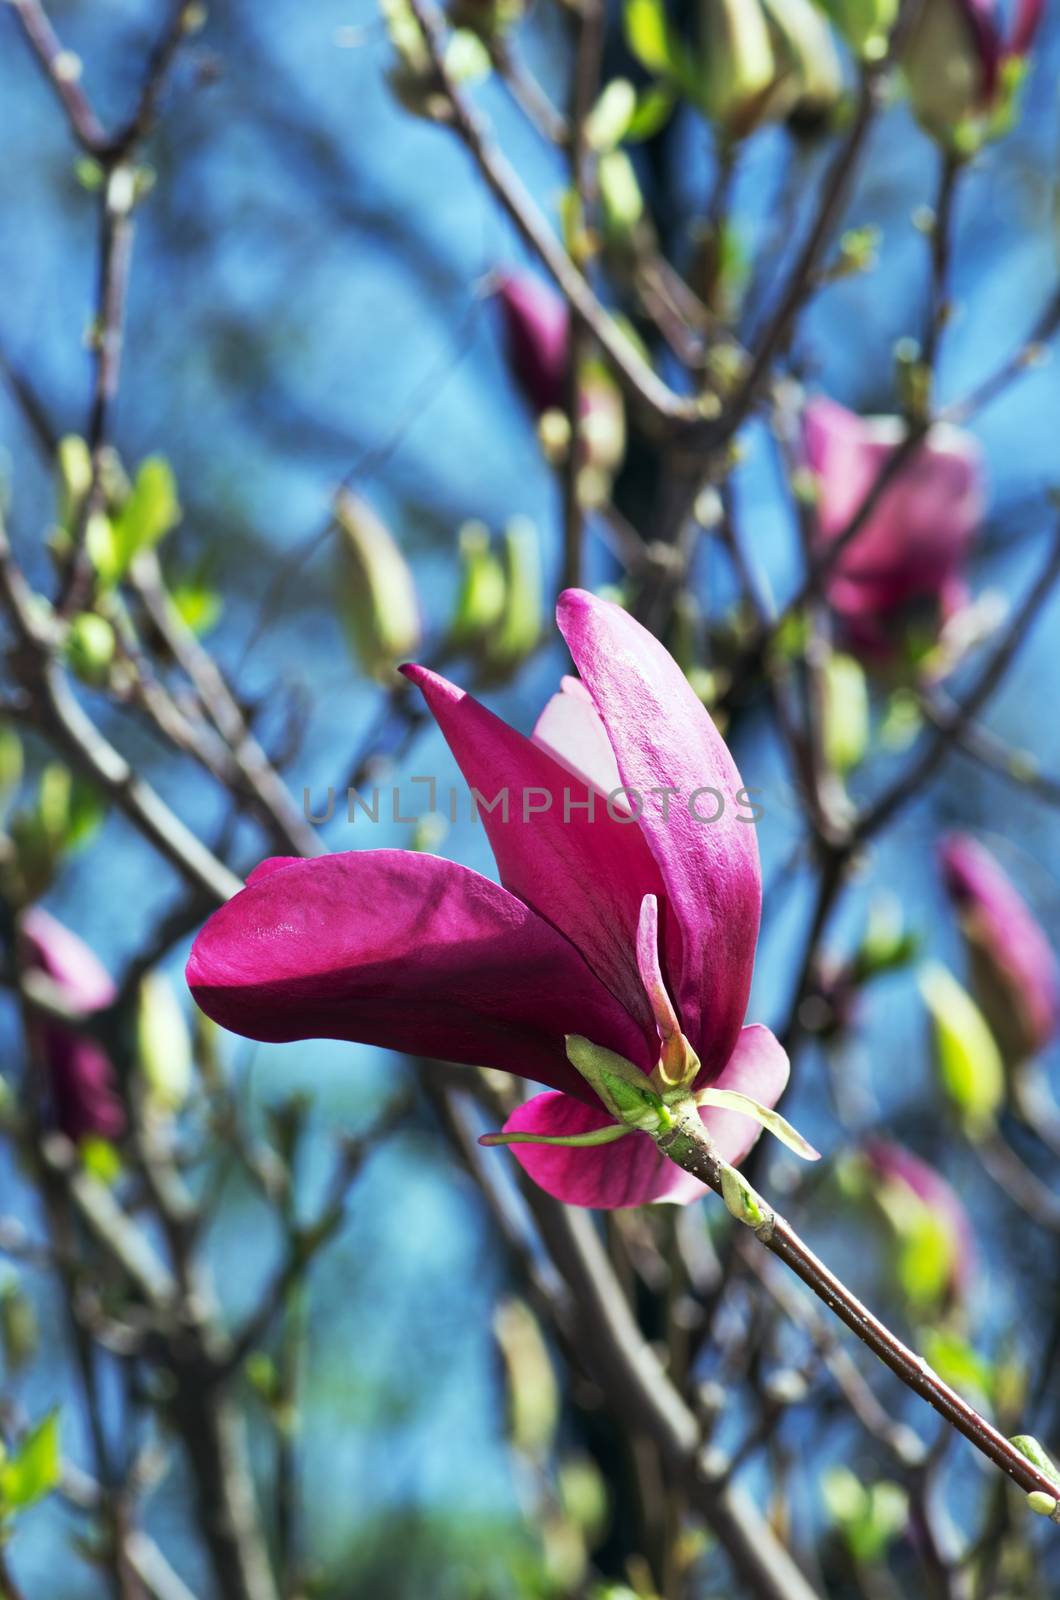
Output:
left=532, top=676, right=623, bottom=797
left=701, top=1024, right=790, bottom=1167
left=501, top=1026, right=787, bottom=1208
left=501, top=1092, right=706, bottom=1208
left=187, top=849, right=644, bottom=1100
left=402, top=663, right=661, bottom=1049
left=557, top=590, right=760, bottom=1074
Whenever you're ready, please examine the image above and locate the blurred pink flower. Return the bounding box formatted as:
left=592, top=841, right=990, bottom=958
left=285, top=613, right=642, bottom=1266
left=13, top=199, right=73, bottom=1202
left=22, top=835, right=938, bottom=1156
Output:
left=19, top=908, right=126, bottom=1144
left=939, top=832, right=1060, bottom=1065
left=187, top=589, right=787, bottom=1209
left=804, top=396, right=984, bottom=657
left=497, top=272, right=569, bottom=416
left=864, top=1136, right=975, bottom=1296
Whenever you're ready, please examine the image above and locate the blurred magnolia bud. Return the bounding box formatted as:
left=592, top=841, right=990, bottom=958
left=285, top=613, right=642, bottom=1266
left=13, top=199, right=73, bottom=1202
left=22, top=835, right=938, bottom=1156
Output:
left=482, top=518, right=543, bottom=678
left=64, top=613, right=116, bottom=686
left=55, top=435, right=92, bottom=532
left=381, top=0, right=490, bottom=119
left=7, top=766, right=105, bottom=905
left=136, top=971, right=194, bottom=1115
left=919, top=961, right=1004, bottom=1138
left=938, top=833, right=1060, bottom=1070
left=493, top=1297, right=558, bottom=1458
left=821, top=650, right=868, bottom=776
left=698, top=0, right=777, bottom=138
left=334, top=490, right=422, bottom=681
left=18, top=908, right=126, bottom=1144
left=816, top=0, right=897, bottom=59
left=448, top=521, right=506, bottom=649
left=0, top=726, right=23, bottom=805
left=497, top=272, right=569, bottom=416
left=902, top=0, right=1043, bottom=153
left=598, top=150, right=645, bottom=255
left=0, top=1278, right=38, bottom=1373
left=863, top=1137, right=975, bottom=1303
left=447, top=0, right=524, bottom=38
left=764, top=0, right=843, bottom=132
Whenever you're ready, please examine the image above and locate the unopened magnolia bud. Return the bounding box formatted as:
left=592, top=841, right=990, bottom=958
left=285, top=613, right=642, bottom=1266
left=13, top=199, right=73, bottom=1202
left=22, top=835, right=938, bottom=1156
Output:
left=938, top=834, right=1059, bottom=1071
left=447, top=0, right=524, bottom=36
left=136, top=972, right=193, bottom=1114
left=919, top=962, right=1004, bottom=1137
left=65, top=613, right=116, bottom=686
left=334, top=491, right=422, bottom=681
left=0, top=1279, right=38, bottom=1373
left=448, top=522, right=506, bottom=649
left=56, top=435, right=92, bottom=532
left=816, top=0, right=897, bottom=59
left=698, top=0, right=776, bottom=138
left=902, top=0, right=1042, bottom=152
left=497, top=273, right=569, bottom=415
left=482, top=519, right=542, bottom=677
left=763, top=0, right=843, bottom=130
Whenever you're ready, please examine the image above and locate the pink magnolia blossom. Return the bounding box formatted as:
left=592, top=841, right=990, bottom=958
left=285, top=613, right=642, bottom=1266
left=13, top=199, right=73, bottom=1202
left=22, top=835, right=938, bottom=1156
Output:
left=19, top=908, right=126, bottom=1143
left=939, top=832, right=1060, bottom=1065
left=187, top=590, right=788, bottom=1209
left=864, top=1137, right=975, bottom=1297
left=804, top=396, right=984, bottom=657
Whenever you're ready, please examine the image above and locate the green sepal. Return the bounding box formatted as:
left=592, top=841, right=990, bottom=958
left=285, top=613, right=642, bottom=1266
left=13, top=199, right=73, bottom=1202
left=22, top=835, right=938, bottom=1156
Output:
left=720, top=1163, right=767, bottom=1227
left=480, top=1124, right=633, bottom=1150
left=565, top=1035, right=673, bottom=1131
left=1011, top=1435, right=1060, bottom=1492
left=696, top=1087, right=820, bottom=1161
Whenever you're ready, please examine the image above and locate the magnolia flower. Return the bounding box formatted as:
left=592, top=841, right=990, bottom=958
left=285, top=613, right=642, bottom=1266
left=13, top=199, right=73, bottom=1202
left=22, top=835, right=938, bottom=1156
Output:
left=188, top=590, right=788, bottom=1209
left=939, top=833, right=1060, bottom=1068
left=19, top=908, right=126, bottom=1143
left=804, top=396, right=983, bottom=657
left=903, top=0, right=1042, bottom=149
left=863, top=1137, right=975, bottom=1298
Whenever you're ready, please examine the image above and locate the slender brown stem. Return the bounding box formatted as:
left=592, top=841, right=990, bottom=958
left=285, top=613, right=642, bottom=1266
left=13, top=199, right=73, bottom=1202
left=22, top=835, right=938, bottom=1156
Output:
left=656, top=1105, right=1060, bottom=1505
left=560, top=0, right=605, bottom=595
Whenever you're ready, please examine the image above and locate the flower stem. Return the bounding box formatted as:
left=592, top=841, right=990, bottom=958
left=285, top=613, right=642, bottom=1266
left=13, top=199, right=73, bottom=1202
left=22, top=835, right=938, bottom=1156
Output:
left=655, top=1102, right=1060, bottom=1507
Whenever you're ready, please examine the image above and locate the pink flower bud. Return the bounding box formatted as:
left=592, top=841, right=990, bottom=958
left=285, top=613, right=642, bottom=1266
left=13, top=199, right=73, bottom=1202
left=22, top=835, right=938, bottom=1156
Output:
left=863, top=1137, right=975, bottom=1297
left=803, top=396, right=983, bottom=659
left=497, top=272, right=569, bottom=416
left=19, top=908, right=126, bottom=1144
left=938, top=833, right=1060, bottom=1067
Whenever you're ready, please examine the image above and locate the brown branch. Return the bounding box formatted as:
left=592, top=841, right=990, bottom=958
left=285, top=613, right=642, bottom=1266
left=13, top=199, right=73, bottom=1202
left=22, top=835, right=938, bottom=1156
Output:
left=8, top=0, right=107, bottom=149
left=655, top=1104, right=1060, bottom=1506
left=560, top=0, right=605, bottom=595
left=404, top=0, right=694, bottom=429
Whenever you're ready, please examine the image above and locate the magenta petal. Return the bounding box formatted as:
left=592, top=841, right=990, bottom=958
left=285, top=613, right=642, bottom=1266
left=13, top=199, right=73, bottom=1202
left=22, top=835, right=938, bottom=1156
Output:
left=557, top=590, right=760, bottom=1075
left=502, top=1092, right=706, bottom=1208
left=402, top=663, right=662, bottom=1049
left=186, top=849, right=643, bottom=1100
left=702, top=1024, right=790, bottom=1166
left=532, top=676, right=623, bottom=796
